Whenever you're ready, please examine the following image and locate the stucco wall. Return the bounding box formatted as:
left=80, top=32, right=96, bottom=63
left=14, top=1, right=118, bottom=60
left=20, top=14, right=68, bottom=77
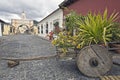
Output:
left=3, top=24, right=10, bottom=35
left=64, top=0, right=120, bottom=22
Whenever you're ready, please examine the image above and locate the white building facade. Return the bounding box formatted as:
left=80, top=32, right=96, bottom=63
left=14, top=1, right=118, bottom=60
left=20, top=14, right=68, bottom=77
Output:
left=38, top=8, right=63, bottom=37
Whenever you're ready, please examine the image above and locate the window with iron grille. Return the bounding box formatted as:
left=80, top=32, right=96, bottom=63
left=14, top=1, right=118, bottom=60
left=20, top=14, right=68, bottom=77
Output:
left=46, top=22, right=48, bottom=34
left=41, top=24, right=43, bottom=34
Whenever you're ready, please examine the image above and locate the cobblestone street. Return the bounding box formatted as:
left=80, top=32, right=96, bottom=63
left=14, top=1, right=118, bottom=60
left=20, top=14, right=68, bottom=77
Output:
left=0, top=35, right=120, bottom=80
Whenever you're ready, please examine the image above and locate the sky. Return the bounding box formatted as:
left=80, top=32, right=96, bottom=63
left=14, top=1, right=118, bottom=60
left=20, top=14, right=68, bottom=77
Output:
left=0, top=0, right=64, bottom=23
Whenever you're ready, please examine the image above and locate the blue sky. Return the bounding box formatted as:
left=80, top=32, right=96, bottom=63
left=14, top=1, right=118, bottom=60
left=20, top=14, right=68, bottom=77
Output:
left=0, top=0, right=64, bottom=22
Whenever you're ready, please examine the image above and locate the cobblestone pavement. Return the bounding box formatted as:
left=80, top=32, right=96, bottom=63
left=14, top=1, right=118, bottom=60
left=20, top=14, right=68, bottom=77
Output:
left=0, top=35, right=120, bottom=80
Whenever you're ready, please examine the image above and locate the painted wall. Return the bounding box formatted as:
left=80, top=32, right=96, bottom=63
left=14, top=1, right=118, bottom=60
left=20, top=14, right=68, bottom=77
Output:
left=3, top=24, right=11, bottom=35
left=38, top=9, right=63, bottom=37
left=63, top=0, right=120, bottom=22
left=31, top=26, right=39, bottom=35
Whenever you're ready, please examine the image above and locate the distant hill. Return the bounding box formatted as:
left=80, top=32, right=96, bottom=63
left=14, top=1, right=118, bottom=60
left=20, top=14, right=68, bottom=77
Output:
left=33, top=20, right=39, bottom=25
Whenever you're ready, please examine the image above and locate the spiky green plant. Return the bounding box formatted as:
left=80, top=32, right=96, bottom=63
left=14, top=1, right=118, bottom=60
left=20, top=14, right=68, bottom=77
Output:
left=76, top=9, right=119, bottom=46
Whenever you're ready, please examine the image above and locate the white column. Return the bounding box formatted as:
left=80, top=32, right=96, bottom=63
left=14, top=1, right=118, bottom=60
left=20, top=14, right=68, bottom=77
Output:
left=0, top=23, right=2, bottom=36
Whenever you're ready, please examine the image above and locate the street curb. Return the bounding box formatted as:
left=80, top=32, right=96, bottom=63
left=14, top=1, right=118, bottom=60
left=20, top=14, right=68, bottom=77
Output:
left=39, top=36, right=50, bottom=42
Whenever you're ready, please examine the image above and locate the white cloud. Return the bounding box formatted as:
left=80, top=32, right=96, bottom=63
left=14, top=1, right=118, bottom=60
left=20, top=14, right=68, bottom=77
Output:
left=0, top=0, right=64, bottom=23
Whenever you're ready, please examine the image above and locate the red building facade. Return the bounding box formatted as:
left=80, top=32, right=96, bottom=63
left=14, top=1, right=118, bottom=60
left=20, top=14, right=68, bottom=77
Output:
left=59, top=0, right=120, bottom=22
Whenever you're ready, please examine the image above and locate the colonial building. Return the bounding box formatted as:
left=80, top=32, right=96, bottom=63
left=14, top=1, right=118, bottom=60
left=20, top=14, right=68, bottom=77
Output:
left=59, top=0, right=120, bottom=22
left=38, top=8, right=63, bottom=37
left=11, top=11, right=39, bottom=35
left=38, top=0, right=120, bottom=38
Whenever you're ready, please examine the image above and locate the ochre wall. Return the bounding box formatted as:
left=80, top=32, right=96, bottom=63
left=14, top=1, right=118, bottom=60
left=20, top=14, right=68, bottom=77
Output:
left=3, top=24, right=11, bottom=35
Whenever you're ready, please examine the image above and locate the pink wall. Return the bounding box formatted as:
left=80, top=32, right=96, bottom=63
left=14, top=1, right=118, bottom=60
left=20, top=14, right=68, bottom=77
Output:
left=64, top=0, right=120, bottom=22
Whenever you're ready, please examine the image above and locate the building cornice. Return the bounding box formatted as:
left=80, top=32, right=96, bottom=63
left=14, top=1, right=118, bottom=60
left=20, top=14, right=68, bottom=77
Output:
left=59, top=0, right=78, bottom=9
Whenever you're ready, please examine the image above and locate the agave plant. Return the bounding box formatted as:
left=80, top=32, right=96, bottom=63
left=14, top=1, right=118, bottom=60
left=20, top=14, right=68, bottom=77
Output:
left=76, top=9, right=119, bottom=46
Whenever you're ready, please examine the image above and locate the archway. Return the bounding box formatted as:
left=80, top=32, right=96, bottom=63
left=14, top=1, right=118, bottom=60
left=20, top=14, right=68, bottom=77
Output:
left=17, top=24, right=30, bottom=34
